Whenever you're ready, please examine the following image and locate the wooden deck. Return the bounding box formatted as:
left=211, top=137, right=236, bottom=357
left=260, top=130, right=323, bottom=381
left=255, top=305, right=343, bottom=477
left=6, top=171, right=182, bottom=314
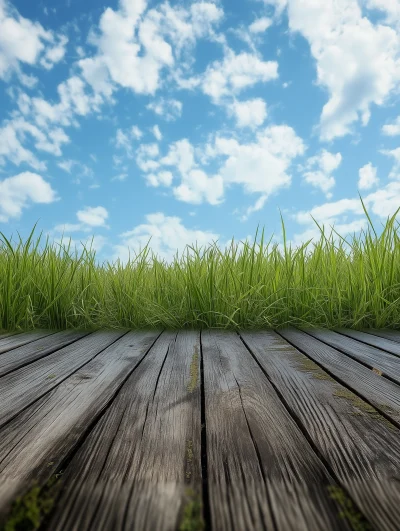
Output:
left=1, top=327, right=400, bottom=531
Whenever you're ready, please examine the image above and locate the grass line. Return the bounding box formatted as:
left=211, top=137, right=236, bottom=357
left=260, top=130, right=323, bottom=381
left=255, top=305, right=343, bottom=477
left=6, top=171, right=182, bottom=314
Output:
left=0, top=197, right=400, bottom=332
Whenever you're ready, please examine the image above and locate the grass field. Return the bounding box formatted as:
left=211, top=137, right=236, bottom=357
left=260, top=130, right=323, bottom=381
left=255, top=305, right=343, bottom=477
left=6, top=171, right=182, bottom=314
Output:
left=1, top=196, right=399, bottom=333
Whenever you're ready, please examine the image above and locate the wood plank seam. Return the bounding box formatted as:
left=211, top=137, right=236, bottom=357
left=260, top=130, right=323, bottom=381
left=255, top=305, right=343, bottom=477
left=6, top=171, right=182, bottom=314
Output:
left=233, top=374, right=275, bottom=531
left=199, top=330, right=212, bottom=531
left=274, top=328, right=400, bottom=431
left=19, top=330, right=166, bottom=531
left=237, top=329, right=373, bottom=530
left=0, top=331, right=93, bottom=378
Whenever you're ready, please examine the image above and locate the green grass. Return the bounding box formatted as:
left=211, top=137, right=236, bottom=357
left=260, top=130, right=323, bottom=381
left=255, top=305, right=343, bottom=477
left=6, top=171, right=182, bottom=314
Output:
left=0, top=195, right=400, bottom=333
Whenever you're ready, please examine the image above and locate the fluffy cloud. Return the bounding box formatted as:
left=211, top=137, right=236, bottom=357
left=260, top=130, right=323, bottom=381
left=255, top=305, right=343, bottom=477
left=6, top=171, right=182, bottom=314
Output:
left=249, top=17, right=273, bottom=33
left=146, top=98, right=183, bottom=121
left=274, top=0, right=400, bottom=142
left=228, top=98, right=267, bottom=128
left=358, top=162, right=379, bottom=190
left=0, top=117, right=70, bottom=170
left=382, top=115, right=400, bottom=136
left=0, top=0, right=68, bottom=81
left=151, top=125, right=162, bottom=140
left=202, top=50, right=279, bottom=103
left=0, top=171, right=59, bottom=222
left=298, top=149, right=342, bottom=197
left=76, top=206, right=109, bottom=227
left=80, top=0, right=223, bottom=98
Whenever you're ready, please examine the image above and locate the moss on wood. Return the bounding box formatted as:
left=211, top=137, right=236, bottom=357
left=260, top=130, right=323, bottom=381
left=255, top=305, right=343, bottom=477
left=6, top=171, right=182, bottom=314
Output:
left=0, top=471, right=63, bottom=531
left=187, top=346, right=199, bottom=393
left=179, top=488, right=204, bottom=531
left=327, top=485, right=371, bottom=530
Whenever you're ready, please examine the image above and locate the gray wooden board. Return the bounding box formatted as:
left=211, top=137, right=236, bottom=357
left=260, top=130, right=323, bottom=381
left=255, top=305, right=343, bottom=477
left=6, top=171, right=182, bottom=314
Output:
left=0, top=329, right=57, bottom=354
left=334, top=328, right=400, bottom=358
left=240, top=329, right=400, bottom=531
left=0, top=330, right=162, bottom=521
left=45, top=330, right=202, bottom=531
left=201, top=329, right=354, bottom=531
left=0, top=330, right=92, bottom=377
left=0, top=330, right=127, bottom=428
left=0, top=331, right=21, bottom=340
left=277, top=327, right=400, bottom=426
left=360, top=329, right=400, bottom=343
left=303, top=328, right=400, bottom=385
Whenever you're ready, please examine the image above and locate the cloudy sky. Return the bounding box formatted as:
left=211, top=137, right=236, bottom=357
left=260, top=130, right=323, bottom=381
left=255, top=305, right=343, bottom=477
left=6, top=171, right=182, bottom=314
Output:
left=1, top=0, right=400, bottom=269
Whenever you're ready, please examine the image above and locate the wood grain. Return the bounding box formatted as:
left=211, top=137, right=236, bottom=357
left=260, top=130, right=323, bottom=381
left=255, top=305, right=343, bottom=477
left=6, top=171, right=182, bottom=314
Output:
left=304, top=328, right=400, bottom=384
left=240, top=329, right=400, bottom=531
left=334, top=328, right=400, bottom=358
left=0, top=329, right=57, bottom=354
left=0, top=330, right=162, bottom=521
left=201, top=329, right=353, bottom=531
left=278, top=327, right=400, bottom=426
left=0, top=330, right=126, bottom=428
left=45, top=330, right=203, bottom=531
left=0, top=330, right=91, bottom=377
left=358, top=328, right=400, bottom=344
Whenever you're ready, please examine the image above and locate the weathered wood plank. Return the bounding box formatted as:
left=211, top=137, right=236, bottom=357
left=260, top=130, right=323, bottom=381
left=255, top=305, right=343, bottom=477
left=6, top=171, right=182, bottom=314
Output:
left=359, top=328, right=400, bottom=344
left=0, top=330, right=91, bottom=377
left=277, top=327, right=400, bottom=426
left=0, top=330, right=163, bottom=523
left=304, top=328, right=400, bottom=384
left=201, top=329, right=355, bottom=531
left=0, top=330, right=127, bottom=428
left=334, top=328, right=400, bottom=358
left=240, top=329, right=400, bottom=531
left=44, top=330, right=203, bottom=531
left=0, top=331, right=21, bottom=340
left=0, top=329, right=57, bottom=354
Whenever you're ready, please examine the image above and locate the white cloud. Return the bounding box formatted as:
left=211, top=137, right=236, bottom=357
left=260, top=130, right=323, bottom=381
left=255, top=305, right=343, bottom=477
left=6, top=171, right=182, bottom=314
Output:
left=0, top=171, right=59, bottom=222
left=151, top=124, right=162, bottom=140
left=131, top=125, right=143, bottom=139
left=0, top=121, right=45, bottom=170
left=249, top=17, right=273, bottom=33
left=379, top=146, right=400, bottom=179
left=40, top=34, right=68, bottom=69
left=136, top=143, right=160, bottom=172
left=215, top=125, right=305, bottom=199
left=146, top=98, right=183, bottom=121
left=0, top=0, right=67, bottom=81
left=276, top=0, right=400, bottom=142
left=358, top=162, right=379, bottom=190
left=81, top=0, right=223, bottom=99
left=382, top=115, right=400, bottom=136
left=111, top=212, right=223, bottom=267
left=160, top=139, right=195, bottom=175
left=202, top=50, right=279, bottom=103
left=76, top=206, right=109, bottom=227
left=114, top=126, right=144, bottom=157
left=298, top=149, right=342, bottom=197
left=363, top=0, right=400, bottom=29
left=145, top=170, right=173, bottom=187
left=228, top=98, right=267, bottom=128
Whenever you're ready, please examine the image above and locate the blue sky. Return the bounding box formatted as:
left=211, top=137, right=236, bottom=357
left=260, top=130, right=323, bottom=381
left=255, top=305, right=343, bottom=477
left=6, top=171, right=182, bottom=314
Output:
left=1, top=0, right=400, bottom=269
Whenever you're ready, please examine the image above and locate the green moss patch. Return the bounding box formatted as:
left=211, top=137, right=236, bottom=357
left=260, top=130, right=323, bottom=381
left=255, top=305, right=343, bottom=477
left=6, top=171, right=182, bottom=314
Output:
left=327, top=485, right=371, bottom=530
left=185, top=439, right=194, bottom=480
left=179, top=488, right=204, bottom=531
left=333, top=388, right=396, bottom=430
left=295, top=356, right=335, bottom=381
left=0, top=471, right=63, bottom=531
left=187, top=346, right=199, bottom=393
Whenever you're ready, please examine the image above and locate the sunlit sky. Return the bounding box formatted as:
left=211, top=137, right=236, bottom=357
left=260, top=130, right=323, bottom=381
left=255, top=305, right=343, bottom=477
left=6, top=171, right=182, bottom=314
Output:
left=1, top=0, right=400, bottom=269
